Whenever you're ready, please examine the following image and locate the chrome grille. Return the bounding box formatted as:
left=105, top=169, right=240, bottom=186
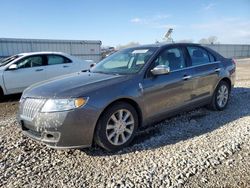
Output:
left=21, top=98, right=46, bottom=120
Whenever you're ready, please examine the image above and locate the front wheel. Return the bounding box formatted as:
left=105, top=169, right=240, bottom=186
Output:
left=0, top=87, right=3, bottom=102
left=94, top=102, right=138, bottom=151
left=208, top=81, right=230, bottom=111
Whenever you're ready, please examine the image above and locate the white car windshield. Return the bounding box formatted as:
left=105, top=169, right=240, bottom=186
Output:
left=0, top=55, right=22, bottom=67
left=91, top=47, right=157, bottom=74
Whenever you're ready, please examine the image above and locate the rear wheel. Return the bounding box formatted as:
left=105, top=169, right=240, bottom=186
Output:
left=94, top=102, right=138, bottom=151
left=208, top=81, right=230, bottom=111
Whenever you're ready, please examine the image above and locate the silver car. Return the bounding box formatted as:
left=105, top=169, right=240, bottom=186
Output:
left=18, top=43, right=236, bottom=151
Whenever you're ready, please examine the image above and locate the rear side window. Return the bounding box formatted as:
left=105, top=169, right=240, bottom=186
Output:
left=208, top=52, right=216, bottom=62
left=47, top=55, right=71, bottom=65
left=187, top=46, right=210, bottom=66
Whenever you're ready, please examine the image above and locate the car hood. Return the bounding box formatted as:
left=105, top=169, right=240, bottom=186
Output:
left=23, top=71, right=129, bottom=98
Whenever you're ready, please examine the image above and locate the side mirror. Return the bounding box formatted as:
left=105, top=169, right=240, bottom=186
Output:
left=8, top=64, right=18, bottom=70
left=151, top=65, right=170, bottom=75
left=90, top=63, right=96, bottom=68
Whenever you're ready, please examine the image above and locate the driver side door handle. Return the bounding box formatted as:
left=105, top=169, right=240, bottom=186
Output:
left=35, top=69, right=44, bottom=72
left=215, top=68, right=221, bottom=72
left=183, top=75, right=192, bottom=80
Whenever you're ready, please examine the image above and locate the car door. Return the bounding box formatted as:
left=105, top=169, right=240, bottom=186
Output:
left=45, top=54, right=74, bottom=79
left=186, top=46, right=222, bottom=101
left=142, top=46, right=194, bottom=119
left=3, top=55, right=47, bottom=94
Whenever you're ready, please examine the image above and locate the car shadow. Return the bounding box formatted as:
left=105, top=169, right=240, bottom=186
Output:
left=82, top=87, right=250, bottom=156
left=0, top=93, right=22, bottom=103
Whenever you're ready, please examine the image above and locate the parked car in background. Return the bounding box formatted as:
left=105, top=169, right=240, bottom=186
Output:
left=18, top=43, right=236, bottom=151
left=0, top=52, right=92, bottom=98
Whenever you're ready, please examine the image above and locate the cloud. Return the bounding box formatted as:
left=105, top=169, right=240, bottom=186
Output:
left=204, top=3, right=216, bottom=10
left=154, top=24, right=178, bottom=29
left=130, top=18, right=143, bottom=24
left=130, top=14, right=171, bottom=26
left=154, top=14, right=171, bottom=19
left=191, top=18, right=250, bottom=43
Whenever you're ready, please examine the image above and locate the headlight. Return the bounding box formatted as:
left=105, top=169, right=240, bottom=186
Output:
left=41, top=98, right=88, bottom=112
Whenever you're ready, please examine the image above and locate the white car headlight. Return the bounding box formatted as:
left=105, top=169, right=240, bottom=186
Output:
left=41, top=98, right=88, bottom=112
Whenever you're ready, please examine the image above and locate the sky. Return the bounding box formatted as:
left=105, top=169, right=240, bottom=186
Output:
left=0, top=0, right=249, bottom=46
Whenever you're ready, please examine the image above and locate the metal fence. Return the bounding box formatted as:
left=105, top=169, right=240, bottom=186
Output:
left=0, top=38, right=102, bottom=62
left=0, top=38, right=250, bottom=61
left=203, top=44, right=250, bottom=58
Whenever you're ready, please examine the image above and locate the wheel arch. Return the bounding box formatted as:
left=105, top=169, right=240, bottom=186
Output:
left=219, top=77, right=232, bottom=92
left=92, top=98, right=143, bottom=145
left=214, top=77, right=232, bottom=94
left=99, top=98, right=143, bottom=127
left=209, top=77, right=232, bottom=111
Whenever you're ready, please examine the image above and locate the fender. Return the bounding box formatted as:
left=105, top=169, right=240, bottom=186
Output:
left=0, top=69, right=7, bottom=95
left=214, top=76, right=232, bottom=93
left=0, top=56, right=24, bottom=95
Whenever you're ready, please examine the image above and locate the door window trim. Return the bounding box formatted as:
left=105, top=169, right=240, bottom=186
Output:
left=171, top=61, right=220, bottom=72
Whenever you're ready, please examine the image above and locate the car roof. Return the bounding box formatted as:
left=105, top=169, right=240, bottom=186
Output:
left=17, top=51, right=70, bottom=56
left=127, top=42, right=202, bottom=49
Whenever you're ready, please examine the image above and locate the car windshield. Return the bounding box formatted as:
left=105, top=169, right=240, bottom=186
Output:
left=91, top=47, right=157, bottom=74
left=0, top=55, right=21, bottom=67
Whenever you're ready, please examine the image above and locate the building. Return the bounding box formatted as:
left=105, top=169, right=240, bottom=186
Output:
left=0, top=38, right=102, bottom=63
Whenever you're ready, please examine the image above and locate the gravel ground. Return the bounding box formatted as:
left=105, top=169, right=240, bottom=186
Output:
left=0, top=59, right=250, bottom=188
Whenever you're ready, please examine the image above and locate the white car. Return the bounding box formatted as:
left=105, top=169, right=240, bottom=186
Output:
left=0, top=52, right=93, bottom=98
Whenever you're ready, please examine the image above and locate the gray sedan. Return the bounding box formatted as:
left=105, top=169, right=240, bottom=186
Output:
left=18, top=43, right=236, bottom=151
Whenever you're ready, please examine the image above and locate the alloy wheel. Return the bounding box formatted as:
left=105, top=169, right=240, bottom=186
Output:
left=216, top=84, right=229, bottom=108
left=105, top=109, right=135, bottom=146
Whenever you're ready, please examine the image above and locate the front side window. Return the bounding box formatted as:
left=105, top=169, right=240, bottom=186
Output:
left=47, top=55, right=71, bottom=65
left=17, top=56, right=43, bottom=69
left=187, top=46, right=210, bottom=66
left=91, top=47, right=157, bottom=74
left=153, top=47, right=186, bottom=71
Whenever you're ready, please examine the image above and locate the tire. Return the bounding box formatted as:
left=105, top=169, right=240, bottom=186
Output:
left=208, top=81, right=230, bottom=111
left=0, top=87, right=3, bottom=102
left=94, top=102, right=138, bottom=151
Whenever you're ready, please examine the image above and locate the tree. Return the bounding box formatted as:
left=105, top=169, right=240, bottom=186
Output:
left=199, top=36, right=218, bottom=44
left=207, top=36, right=218, bottom=44
left=116, top=42, right=140, bottom=50
left=177, top=39, right=194, bottom=43
left=199, top=38, right=209, bottom=44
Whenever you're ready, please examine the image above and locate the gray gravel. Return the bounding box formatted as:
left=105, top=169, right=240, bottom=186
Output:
left=0, top=59, right=250, bottom=188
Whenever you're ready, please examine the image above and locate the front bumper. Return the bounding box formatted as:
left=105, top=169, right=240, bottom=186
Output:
left=17, top=104, right=99, bottom=149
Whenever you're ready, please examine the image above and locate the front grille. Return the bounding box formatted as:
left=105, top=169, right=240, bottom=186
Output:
left=20, top=98, right=46, bottom=120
